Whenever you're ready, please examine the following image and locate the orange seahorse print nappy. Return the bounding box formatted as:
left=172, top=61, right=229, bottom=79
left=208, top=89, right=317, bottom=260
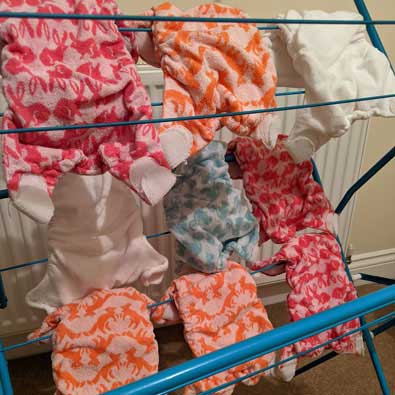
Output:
left=135, top=2, right=278, bottom=168
left=28, top=288, right=158, bottom=395
left=151, top=261, right=274, bottom=394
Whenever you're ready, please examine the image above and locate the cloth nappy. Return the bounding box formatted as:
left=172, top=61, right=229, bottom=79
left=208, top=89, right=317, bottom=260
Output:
left=133, top=2, right=278, bottom=168
left=164, top=140, right=259, bottom=274
left=251, top=232, right=364, bottom=382
left=26, top=172, right=168, bottom=314
left=0, top=0, right=175, bottom=224
left=29, top=287, right=158, bottom=395
left=228, top=135, right=336, bottom=245
left=151, top=261, right=274, bottom=395
left=265, top=10, right=395, bottom=162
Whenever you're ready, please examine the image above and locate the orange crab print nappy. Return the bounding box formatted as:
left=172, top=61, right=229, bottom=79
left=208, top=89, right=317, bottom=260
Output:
left=28, top=288, right=158, bottom=395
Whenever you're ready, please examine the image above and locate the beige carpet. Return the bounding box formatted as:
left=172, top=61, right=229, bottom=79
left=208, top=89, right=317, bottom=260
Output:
left=6, top=285, right=395, bottom=395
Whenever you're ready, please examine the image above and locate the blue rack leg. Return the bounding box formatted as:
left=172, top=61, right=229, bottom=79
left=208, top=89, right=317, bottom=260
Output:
left=354, top=0, right=392, bottom=60
left=0, top=340, right=12, bottom=395
left=360, top=315, right=391, bottom=395
left=353, top=2, right=393, bottom=393
left=335, top=147, right=395, bottom=215
left=296, top=313, right=395, bottom=377
left=312, top=156, right=391, bottom=394
left=359, top=273, right=395, bottom=286
left=0, top=274, right=7, bottom=309
left=338, top=237, right=390, bottom=395
left=372, top=318, right=395, bottom=337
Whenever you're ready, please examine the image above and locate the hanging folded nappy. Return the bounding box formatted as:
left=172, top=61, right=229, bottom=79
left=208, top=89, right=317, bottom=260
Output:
left=251, top=232, right=364, bottom=382
left=133, top=2, right=278, bottom=168
left=265, top=10, right=395, bottom=162
left=0, top=0, right=175, bottom=224
left=163, top=140, right=259, bottom=274
left=151, top=261, right=274, bottom=395
left=28, top=287, right=158, bottom=395
left=26, top=172, right=168, bottom=314
left=228, top=135, right=337, bottom=245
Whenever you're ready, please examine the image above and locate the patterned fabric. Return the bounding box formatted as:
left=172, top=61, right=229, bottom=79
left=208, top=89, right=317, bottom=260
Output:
left=164, top=141, right=259, bottom=274
left=228, top=135, right=337, bottom=245
left=28, top=288, right=158, bottom=395
left=133, top=2, right=278, bottom=168
left=26, top=173, right=169, bottom=314
left=151, top=261, right=274, bottom=395
left=251, top=233, right=364, bottom=382
left=0, top=0, right=175, bottom=224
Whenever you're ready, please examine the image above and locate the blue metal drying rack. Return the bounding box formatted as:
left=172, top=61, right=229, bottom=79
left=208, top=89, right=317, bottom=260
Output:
left=0, top=0, right=395, bottom=393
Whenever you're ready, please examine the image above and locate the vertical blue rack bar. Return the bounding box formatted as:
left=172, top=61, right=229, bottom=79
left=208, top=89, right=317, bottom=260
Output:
left=0, top=190, right=8, bottom=200
left=354, top=0, right=391, bottom=59
left=335, top=147, right=395, bottom=214
left=0, top=275, right=7, bottom=309
left=0, top=341, right=12, bottom=395
left=312, top=156, right=391, bottom=394
left=340, top=230, right=390, bottom=395
left=353, top=2, right=394, bottom=393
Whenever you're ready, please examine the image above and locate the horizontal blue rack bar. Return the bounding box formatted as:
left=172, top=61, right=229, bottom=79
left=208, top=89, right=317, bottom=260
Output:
left=0, top=335, right=51, bottom=353
left=119, top=26, right=280, bottom=32
left=0, top=252, right=279, bottom=280
left=150, top=90, right=305, bottom=108
left=146, top=231, right=170, bottom=240
left=336, top=146, right=395, bottom=214
left=372, top=318, right=395, bottom=337
left=198, top=311, right=395, bottom=395
left=0, top=261, right=283, bottom=349
left=102, top=286, right=395, bottom=395
left=0, top=276, right=7, bottom=309
left=0, top=340, right=12, bottom=395
left=0, top=258, right=48, bottom=273
left=0, top=233, right=177, bottom=272
left=1, top=298, right=394, bottom=386
left=0, top=190, right=8, bottom=199
left=0, top=90, right=305, bottom=120
left=359, top=273, right=395, bottom=286
left=296, top=314, right=395, bottom=377
left=1, top=93, right=394, bottom=135
left=1, top=12, right=395, bottom=25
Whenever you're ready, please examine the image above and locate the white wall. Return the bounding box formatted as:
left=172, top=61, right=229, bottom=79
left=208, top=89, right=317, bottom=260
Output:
left=348, top=1, right=395, bottom=254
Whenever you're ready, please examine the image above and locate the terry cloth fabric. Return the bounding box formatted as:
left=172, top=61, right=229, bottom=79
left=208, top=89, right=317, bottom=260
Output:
left=163, top=140, right=259, bottom=274
left=151, top=261, right=274, bottom=395
left=228, top=135, right=337, bottom=245
left=0, top=0, right=175, bottom=224
left=251, top=232, right=364, bottom=382
left=26, top=172, right=168, bottom=314
left=265, top=10, right=395, bottom=162
left=133, top=2, right=278, bottom=168
left=28, top=288, right=158, bottom=395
